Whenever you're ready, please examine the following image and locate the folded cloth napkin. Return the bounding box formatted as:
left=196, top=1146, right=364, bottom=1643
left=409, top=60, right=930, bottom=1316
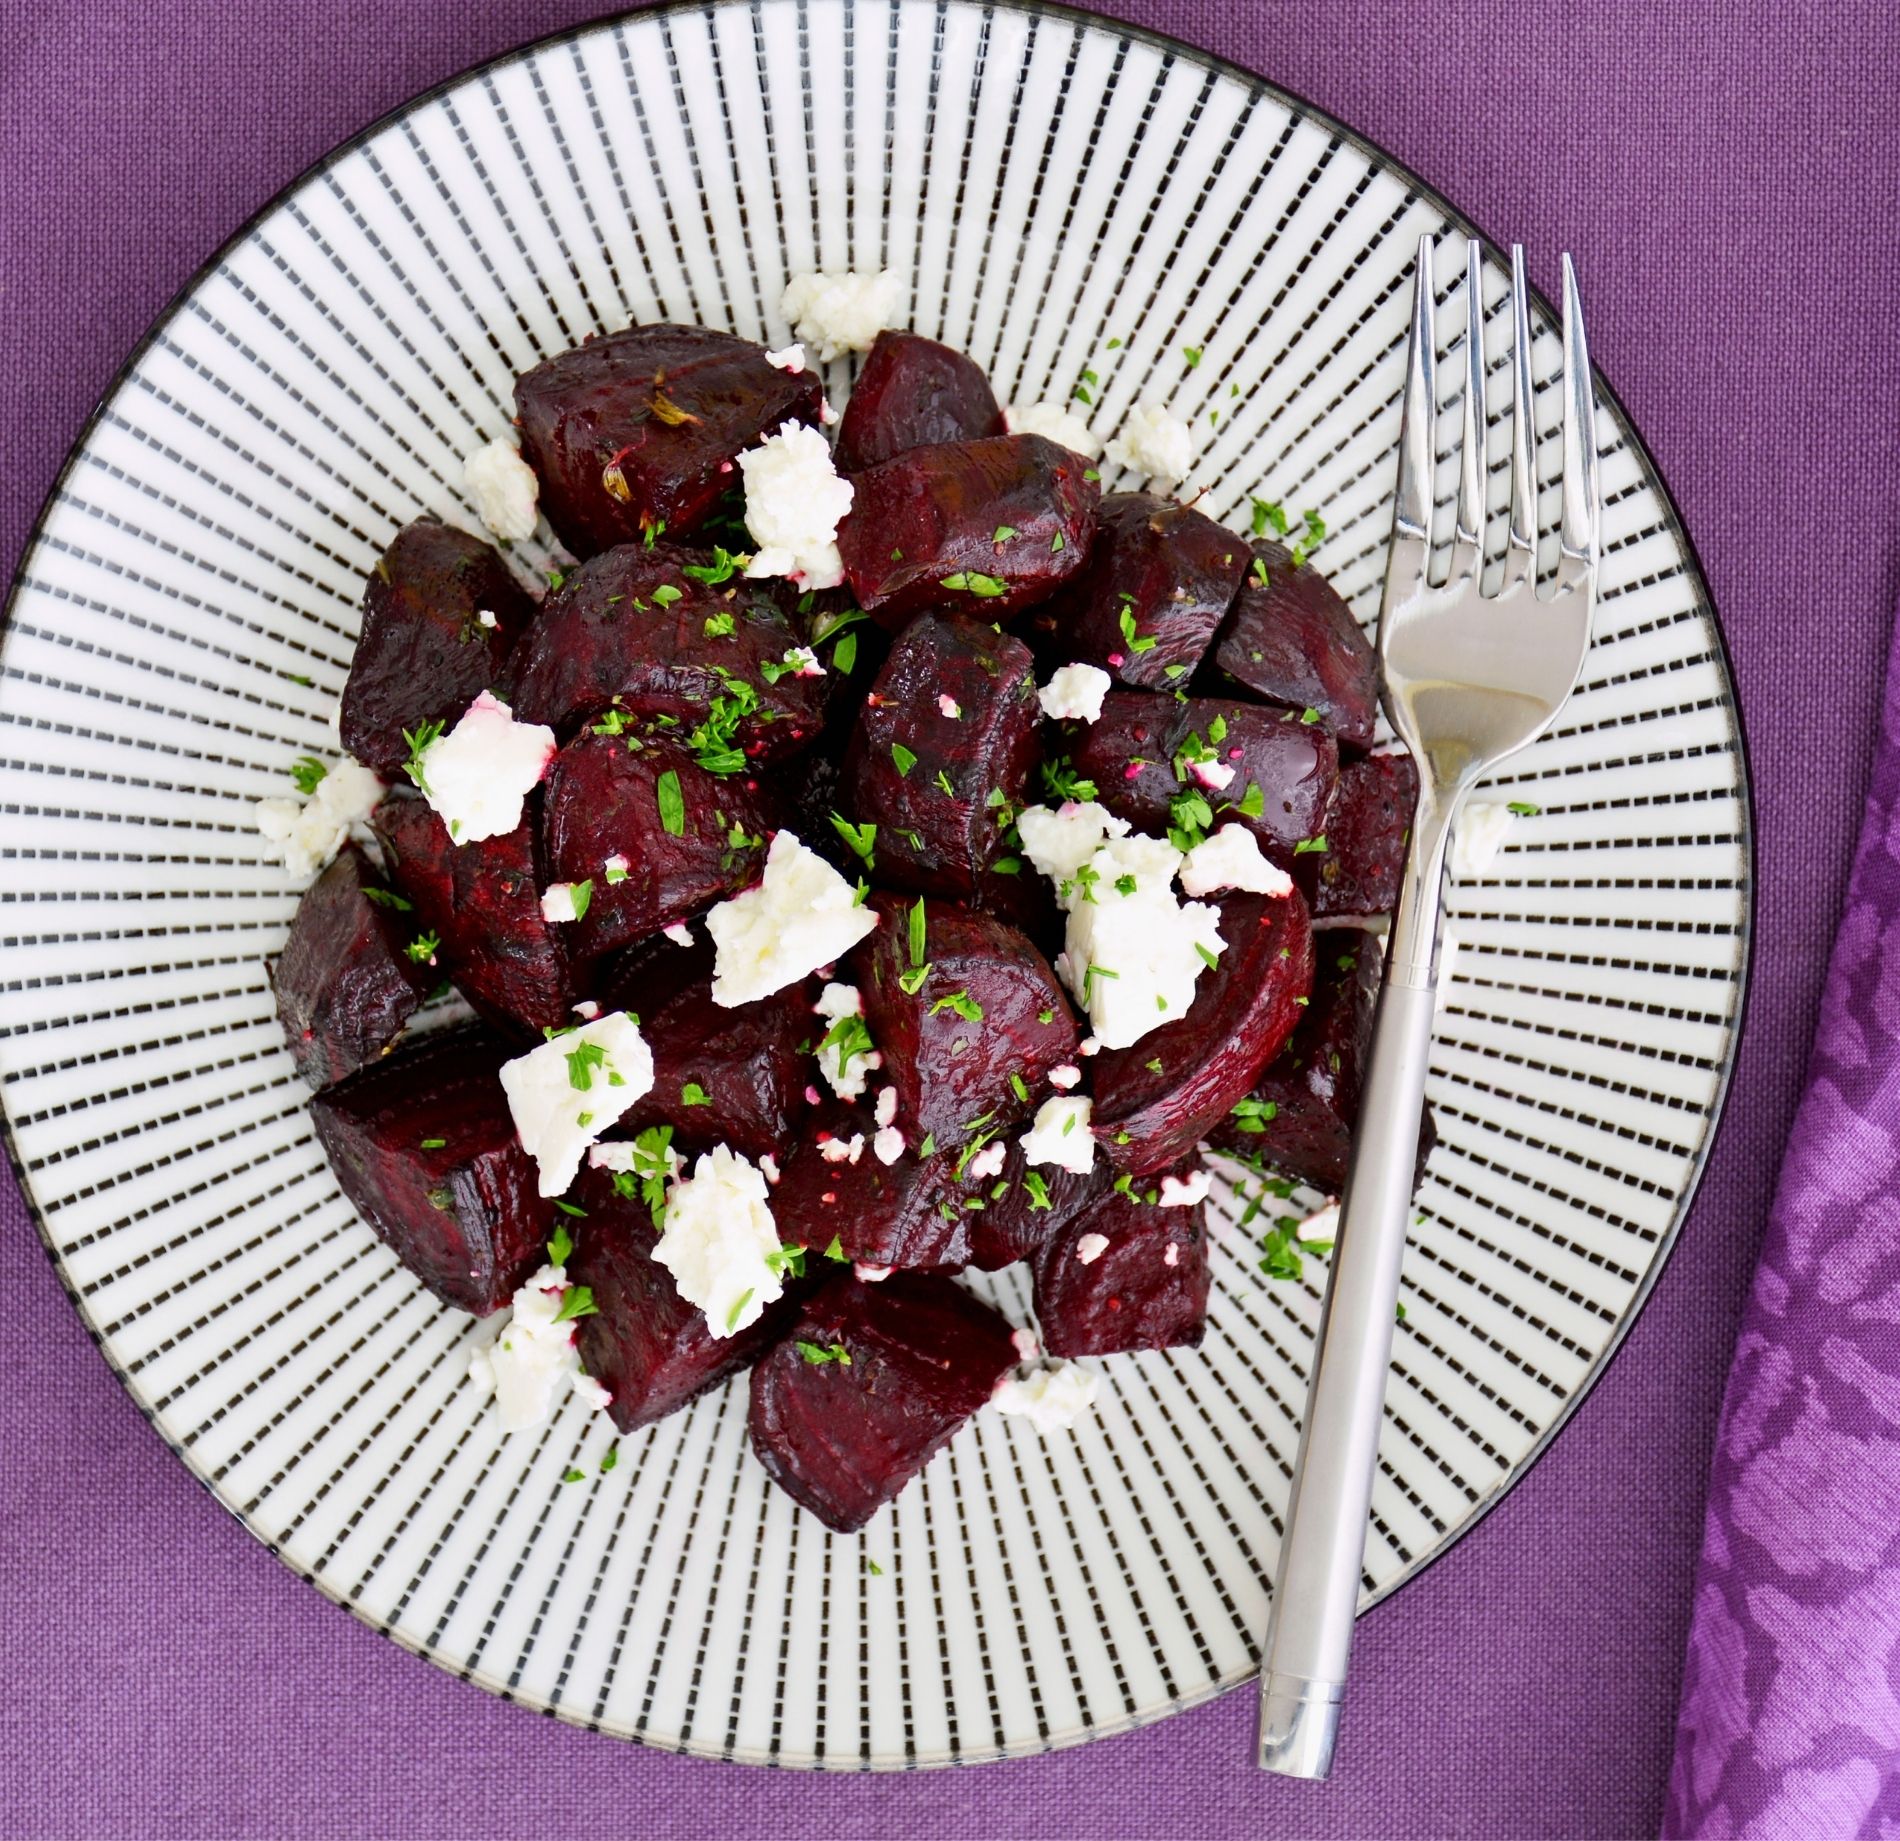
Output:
left=1668, top=602, right=1900, bottom=1838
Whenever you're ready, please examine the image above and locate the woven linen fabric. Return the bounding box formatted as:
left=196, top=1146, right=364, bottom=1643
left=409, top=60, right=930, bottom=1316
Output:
left=3, top=1, right=1898, bottom=1836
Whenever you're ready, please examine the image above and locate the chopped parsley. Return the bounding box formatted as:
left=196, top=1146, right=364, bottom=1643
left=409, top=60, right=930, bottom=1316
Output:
left=404, top=931, right=440, bottom=965
left=681, top=545, right=746, bottom=586
left=1022, top=1171, right=1053, bottom=1212
left=548, top=1223, right=574, bottom=1267
left=361, top=886, right=412, bottom=911
left=288, top=756, right=327, bottom=796
left=891, top=742, right=918, bottom=777
left=819, top=1011, right=877, bottom=1076
left=829, top=813, right=877, bottom=868
left=1182, top=345, right=1204, bottom=368
left=1507, top=800, right=1541, bottom=816
left=823, top=1234, right=848, bottom=1263
left=796, top=1340, right=853, bottom=1366
left=419, top=1136, right=447, bottom=1150
left=567, top=879, right=594, bottom=922
left=765, top=1244, right=807, bottom=1279
left=1040, top=755, right=1099, bottom=803
left=939, top=572, right=1008, bottom=597
left=566, top=1040, right=608, bottom=1090
left=679, top=1081, right=711, bottom=1107
left=600, top=1445, right=620, bottom=1474
left=652, top=583, right=684, bottom=608
left=1118, top=603, right=1158, bottom=654
left=701, top=610, right=735, bottom=637
left=725, top=1290, right=754, bottom=1332
left=553, top=1285, right=598, bottom=1324
left=400, top=718, right=444, bottom=795
left=552, top=1198, right=587, bottom=1218
left=929, top=990, right=984, bottom=1024
left=1293, top=834, right=1329, bottom=856
left=992, top=524, right=1017, bottom=545
left=656, top=768, right=686, bottom=836
left=1229, top=1097, right=1279, bottom=1132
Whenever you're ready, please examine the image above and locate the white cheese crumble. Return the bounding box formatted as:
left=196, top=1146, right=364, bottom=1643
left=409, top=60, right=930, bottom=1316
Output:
left=779, top=268, right=904, bottom=361
left=499, top=1010, right=654, bottom=1197
left=1075, top=1232, right=1110, bottom=1265
left=663, top=921, right=695, bottom=947
left=1159, top=1168, right=1213, bottom=1208
left=1190, top=758, right=1235, bottom=792
left=1179, top=824, right=1295, bottom=899
left=874, top=1086, right=898, bottom=1129
left=967, top=1141, right=1007, bottom=1181
left=854, top=1262, right=893, bottom=1282
left=763, top=342, right=807, bottom=372
left=706, top=829, right=878, bottom=1007
left=476, top=609, right=499, bottom=629
left=1021, top=1094, right=1095, bottom=1175
left=1005, top=400, right=1102, bottom=459
left=993, top=1358, right=1099, bottom=1431
left=818, top=1133, right=866, bottom=1165
left=938, top=694, right=962, bottom=719
left=1038, top=663, right=1112, bottom=724
left=739, top=420, right=854, bottom=590
left=1015, top=800, right=1131, bottom=886
left=759, top=1153, right=782, bottom=1184
left=779, top=645, right=825, bottom=678
left=1451, top=801, right=1517, bottom=876
left=1048, top=1064, right=1082, bottom=1091
left=1012, top=1327, right=1041, bottom=1361
left=812, top=983, right=881, bottom=1100
left=254, top=755, right=385, bottom=880
left=1054, top=833, right=1224, bottom=1051
left=463, top=437, right=541, bottom=544
left=572, top=999, right=601, bottom=1020
left=413, top=691, right=556, bottom=846
left=540, top=881, right=584, bottom=924
left=1106, top=403, right=1194, bottom=484
left=651, top=1144, right=785, bottom=1338
left=466, top=1263, right=611, bottom=1432
left=872, top=1125, right=905, bottom=1164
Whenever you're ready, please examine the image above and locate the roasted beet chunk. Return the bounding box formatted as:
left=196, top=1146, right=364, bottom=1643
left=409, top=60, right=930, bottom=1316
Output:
left=540, top=731, right=771, bottom=957
left=967, top=1139, right=1110, bottom=1271
left=1023, top=494, right=1246, bottom=689
left=1066, top=691, right=1337, bottom=871
left=748, top=1272, right=1018, bottom=1530
left=836, top=435, right=1098, bottom=626
left=374, top=792, right=577, bottom=1036
left=310, top=1026, right=552, bottom=1315
left=769, top=1107, right=969, bottom=1270
left=568, top=1164, right=786, bottom=1432
left=1091, top=890, right=1315, bottom=1175
left=505, top=543, right=827, bottom=754
left=271, top=843, right=427, bottom=1086
left=1310, top=751, right=1418, bottom=918
left=515, top=324, right=824, bottom=555
left=842, top=612, right=1041, bottom=913
left=1033, top=1179, right=1211, bottom=1356
left=849, top=894, right=1077, bottom=1143
left=340, top=521, right=534, bottom=774
left=1211, top=542, right=1378, bottom=749
left=833, top=331, right=1006, bottom=472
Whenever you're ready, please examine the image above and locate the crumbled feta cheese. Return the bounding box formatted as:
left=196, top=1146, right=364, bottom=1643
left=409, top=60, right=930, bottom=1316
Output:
left=1057, top=833, right=1224, bottom=1050
left=813, top=982, right=881, bottom=1100
left=572, top=999, right=601, bottom=1020
left=1015, top=800, right=1131, bottom=885
left=499, top=1010, right=654, bottom=1197
left=1179, top=824, right=1295, bottom=899
left=1190, top=758, right=1235, bottom=792
left=572, top=1373, right=614, bottom=1412
left=874, top=1086, right=898, bottom=1129
left=1107, top=403, right=1194, bottom=484
left=1159, top=1168, right=1213, bottom=1208
left=1005, top=400, right=1102, bottom=459
left=650, top=1144, right=784, bottom=1337
left=663, top=921, right=695, bottom=947
left=540, top=881, right=584, bottom=924
left=1021, top=1094, right=1095, bottom=1175
left=254, top=754, right=385, bottom=879
left=780, top=645, right=825, bottom=678
left=872, top=1125, right=905, bottom=1164
left=1079, top=1036, right=1101, bottom=1056
left=1012, top=1327, right=1041, bottom=1361
left=466, top=1263, right=610, bottom=1431
left=476, top=609, right=499, bottom=629
left=413, top=691, right=555, bottom=846
left=739, top=420, right=854, bottom=590
left=854, top=1262, right=893, bottom=1282
left=463, top=437, right=541, bottom=544
left=779, top=268, right=904, bottom=360
left=1038, top=663, right=1112, bottom=724
left=818, top=1133, right=866, bottom=1165
left=763, top=342, right=807, bottom=372
left=967, top=1141, right=1007, bottom=1181
left=1164, top=1244, right=1179, bottom=1267
left=1451, top=801, right=1516, bottom=876
left=1048, top=1064, right=1082, bottom=1091
left=1075, top=1232, right=1110, bottom=1266
left=706, top=829, right=878, bottom=1006
left=759, top=1153, right=781, bottom=1185
left=604, top=853, right=631, bottom=877
left=993, top=1358, right=1099, bottom=1431
left=938, top=694, right=962, bottom=719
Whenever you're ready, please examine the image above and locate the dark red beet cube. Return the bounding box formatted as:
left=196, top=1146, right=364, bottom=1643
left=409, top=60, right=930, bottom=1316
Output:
left=848, top=894, right=1077, bottom=1144
left=340, top=521, right=535, bottom=775
left=374, top=791, right=579, bottom=1037
left=1033, top=1179, right=1211, bottom=1356
left=1066, top=691, right=1337, bottom=873
left=540, top=731, right=772, bottom=957
left=270, top=843, right=427, bottom=1086
left=768, top=1106, right=969, bottom=1270
left=1310, top=751, right=1418, bottom=918
left=833, top=330, right=1006, bottom=472
left=568, top=1164, right=788, bottom=1433
left=836, top=434, right=1099, bottom=627
left=514, top=323, right=824, bottom=556
left=505, top=542, right=827, bottom=755
left=1210, top=542, right=1378, bottom=749
left=1091, top=890, right=1315, bottom=1175
left=1023, top=493, right=1246, bottom=690
left=967, top=1138, right=1111, bottom=1271
left=841, top=612, right=1042, bottom=916
left=310, top=1025, right=553, bottom=1316
left=748, top=1272, right=1018, bottom=1530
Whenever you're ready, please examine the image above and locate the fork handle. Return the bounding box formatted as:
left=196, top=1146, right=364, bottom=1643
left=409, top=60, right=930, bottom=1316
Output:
left=1256, top=929, right=1443, bottom=1776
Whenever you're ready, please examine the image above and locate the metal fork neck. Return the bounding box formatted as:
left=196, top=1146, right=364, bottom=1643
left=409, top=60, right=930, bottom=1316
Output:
left=1383, top=785, right=1456, bottom=986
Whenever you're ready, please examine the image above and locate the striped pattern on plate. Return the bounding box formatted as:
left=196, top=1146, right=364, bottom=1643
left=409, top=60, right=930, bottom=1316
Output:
left=0, top=0, right=1749, bottom=1768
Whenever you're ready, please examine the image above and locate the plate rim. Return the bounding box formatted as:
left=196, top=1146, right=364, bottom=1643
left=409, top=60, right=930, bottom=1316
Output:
left=0, top=0, right=1758, bottom=1766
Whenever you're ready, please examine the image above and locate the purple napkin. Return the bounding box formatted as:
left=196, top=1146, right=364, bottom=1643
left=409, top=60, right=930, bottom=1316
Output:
left=1668, top=598, right=1900, bottom=1837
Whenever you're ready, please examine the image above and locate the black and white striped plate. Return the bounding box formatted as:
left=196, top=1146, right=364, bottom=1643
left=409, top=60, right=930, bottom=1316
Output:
left=0, top=0, right=1750, bottom=1768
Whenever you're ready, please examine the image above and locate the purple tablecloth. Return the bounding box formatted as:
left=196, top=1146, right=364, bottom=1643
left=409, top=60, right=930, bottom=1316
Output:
left=4, top=3, right=1897, bottom=1836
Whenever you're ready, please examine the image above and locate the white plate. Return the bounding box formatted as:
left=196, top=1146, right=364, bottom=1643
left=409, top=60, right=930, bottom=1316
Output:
left=0, top=0, right=1750, bottom=1769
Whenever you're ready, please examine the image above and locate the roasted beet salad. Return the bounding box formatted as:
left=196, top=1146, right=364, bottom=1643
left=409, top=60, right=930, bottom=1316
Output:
left=256, top=269, right=1437, bottom=1534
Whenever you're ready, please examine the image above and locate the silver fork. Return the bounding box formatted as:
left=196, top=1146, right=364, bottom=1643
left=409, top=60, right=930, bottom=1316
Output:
left=1255, top=236, right=1599, bottom=1778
